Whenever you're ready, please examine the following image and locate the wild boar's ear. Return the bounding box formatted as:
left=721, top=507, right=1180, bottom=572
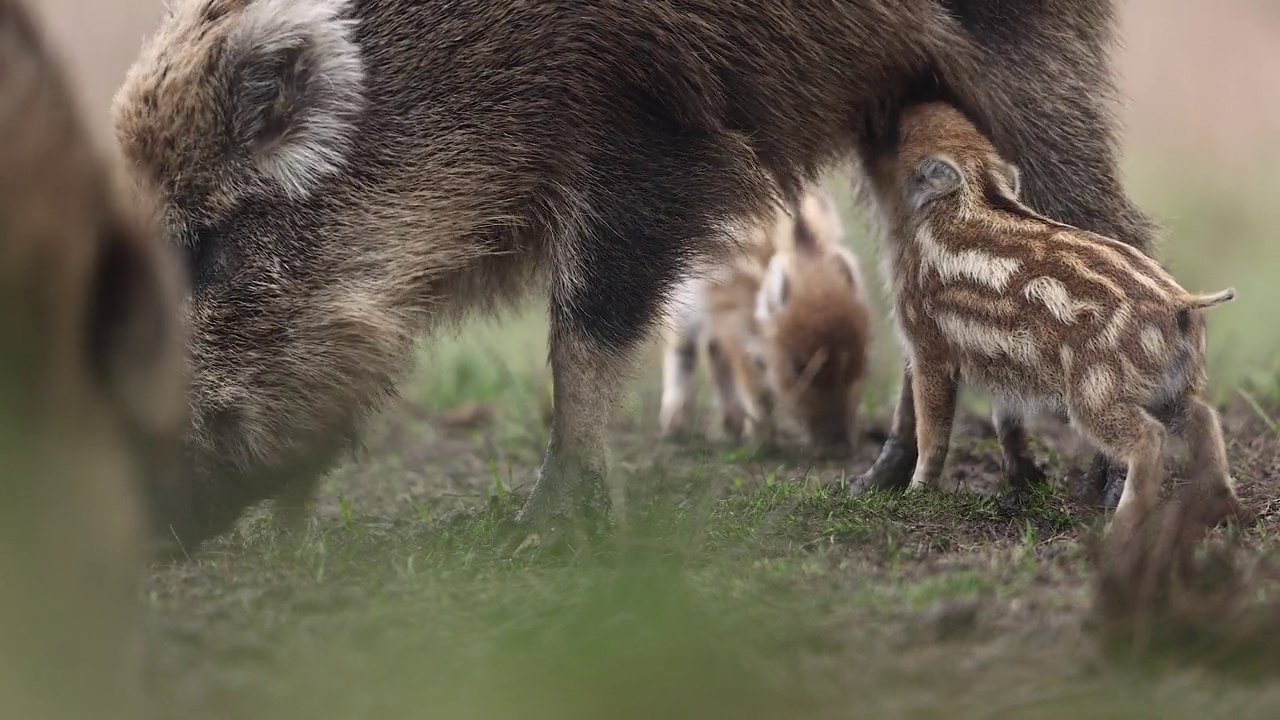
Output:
left=221, top=0, right=364, bottom=199
left=906, top=154, right=963, bottom=213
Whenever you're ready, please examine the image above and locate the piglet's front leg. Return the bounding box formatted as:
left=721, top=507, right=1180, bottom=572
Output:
left=906, top=363, right=958, bottom=493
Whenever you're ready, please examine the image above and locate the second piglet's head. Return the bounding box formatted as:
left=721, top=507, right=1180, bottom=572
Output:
left=754, top=194, right=871, bottom=453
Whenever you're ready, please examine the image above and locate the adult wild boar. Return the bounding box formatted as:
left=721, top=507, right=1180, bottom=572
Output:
left=114, top=0, right=1154, bottom=552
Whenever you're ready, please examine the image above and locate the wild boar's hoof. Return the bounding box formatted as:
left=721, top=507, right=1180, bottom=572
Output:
left=837, top=435, right=916, bottom=495
left=498, top=457, right=615, bottom=557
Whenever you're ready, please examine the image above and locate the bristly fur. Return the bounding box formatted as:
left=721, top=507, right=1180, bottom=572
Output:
left=0, top=0, right=188, bottom=717
left=113, top=0, right=1162, bottom=550
left=872, top=102, right=1246, bottom=538
left=659, top=183, right=871, bottom=451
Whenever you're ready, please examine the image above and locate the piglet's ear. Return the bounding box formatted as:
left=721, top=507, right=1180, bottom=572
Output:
left=755, top=255, right=790, bottom=323
left=221, top=0, right=365, bottom=199
left=905, top=154, right=963, bottom=212
left=831, top=247, right=867, bottom=299
left=996, top=159, right=1021, bottom=198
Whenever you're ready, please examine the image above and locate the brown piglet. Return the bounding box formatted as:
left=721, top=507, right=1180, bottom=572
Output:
left=660, top=184, right=872, bottom=453
left=871, top=102, right=1246, bottom=537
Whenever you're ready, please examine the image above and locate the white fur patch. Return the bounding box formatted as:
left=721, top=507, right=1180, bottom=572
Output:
left=916, top=223, right=1020, bottom=291
left=936, top=312, right=1038, bottom=366
left=228, top=0, right=365, bottom=199
left=1138, top=325, right=1166, bottom=361
left=1077, top=364, right=1115, bottom=408
left=1089, top=301, right=1132, bottom=350
left=1023, top=276, right=1093, bottom=324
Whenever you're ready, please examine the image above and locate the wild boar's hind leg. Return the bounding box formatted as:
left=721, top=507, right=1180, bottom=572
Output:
left=1176, top=397, right=1252, bottom=528
left=1073, top=403, right=1166, bottom=539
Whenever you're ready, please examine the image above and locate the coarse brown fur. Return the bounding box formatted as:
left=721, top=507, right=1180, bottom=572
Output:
left=659, top=183, right=871, bottom=452
left=0, top=0, right=187, bottom=716
left=112, top=0, right=1159, bottom=552
left=870, top=102, right=1247, bottom=538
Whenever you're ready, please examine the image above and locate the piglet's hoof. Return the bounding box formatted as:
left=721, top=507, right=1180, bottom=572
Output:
left=1091, top=454, right=1128, bottom=510
left=995, top=490, right=1028, bottom=517
left=1004, top=459, right=1049, bottom=492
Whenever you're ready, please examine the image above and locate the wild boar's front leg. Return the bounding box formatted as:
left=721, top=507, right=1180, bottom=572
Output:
left=906, top=364, right=958, bottom=493
left=504, top=194, right=696, bottom=552
left=508, top=318, right=622, bottom=551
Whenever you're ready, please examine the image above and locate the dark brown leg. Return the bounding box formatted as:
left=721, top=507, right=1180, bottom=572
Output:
left=992, top=402, right=1047, bottom=491
left=840, top=366, right=916, bottom=494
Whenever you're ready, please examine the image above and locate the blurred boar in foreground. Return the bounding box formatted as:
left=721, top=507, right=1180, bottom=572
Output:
left=0, top=0, right=187, bottom=717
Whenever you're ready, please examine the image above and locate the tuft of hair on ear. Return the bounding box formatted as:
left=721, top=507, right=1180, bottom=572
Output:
left=905, top=154, right=963, bottom=213
left=996, top=159, right=1021, bottom=198
left=220, top=0, right=365, bottom=200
